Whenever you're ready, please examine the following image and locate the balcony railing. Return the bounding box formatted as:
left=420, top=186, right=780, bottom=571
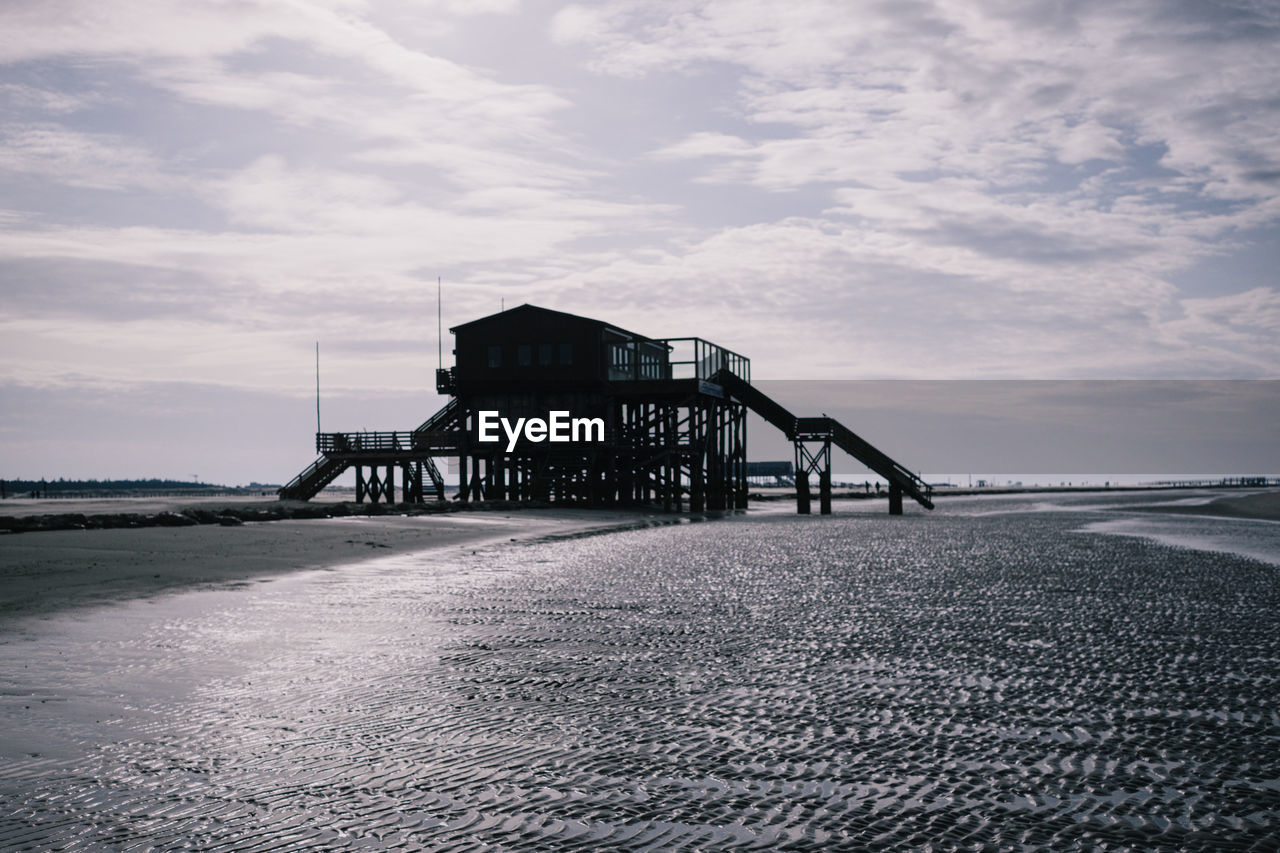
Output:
left=606, top=337, right=750, bottom=384
left=318, top=426, right=615, bottom=454
left=664, top=337, right=750, bottom=383
left=317, top=432, right=452, bottom=453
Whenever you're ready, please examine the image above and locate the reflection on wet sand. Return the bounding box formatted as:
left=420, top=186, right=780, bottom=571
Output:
left=1, top=494, right=1278, bottom=850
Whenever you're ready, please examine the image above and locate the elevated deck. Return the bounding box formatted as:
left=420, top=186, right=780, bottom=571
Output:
left=277, top=399, right=460, bottom=502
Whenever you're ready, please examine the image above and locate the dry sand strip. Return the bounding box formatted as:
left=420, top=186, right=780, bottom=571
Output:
left=0, top=506, right=668, bottom=623
left=1124, top=489, right=1280, bottom=522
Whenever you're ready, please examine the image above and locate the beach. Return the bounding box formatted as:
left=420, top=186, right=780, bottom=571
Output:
left=3, top=488, right=1276, bottom=622
left=0, top=499, right=668, bottom=620
left=1124, top=489, right=1280, bottom=522
left=1, top=489, right=1278, bottom=850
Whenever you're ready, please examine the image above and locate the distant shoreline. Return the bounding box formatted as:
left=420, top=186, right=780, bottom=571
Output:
left=750, top=482, right=1280, bottom=502
left=749, top=485, right=1280, bottom=523
left=4, top=482, right=1278, bottom=531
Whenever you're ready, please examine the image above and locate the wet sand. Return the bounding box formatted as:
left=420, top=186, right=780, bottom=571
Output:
left=0, top=494, right=289, bottom=520
left=0, top=506, right=666, bottom=620
left=1, top=493, right=1277, bottom=850
left=1134, top=489, right=1280, bottom=521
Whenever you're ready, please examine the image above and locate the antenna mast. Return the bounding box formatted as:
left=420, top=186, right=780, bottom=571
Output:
left=315, top=341, right=321, bottom=434
left=437, top=276, right=442, bottom=372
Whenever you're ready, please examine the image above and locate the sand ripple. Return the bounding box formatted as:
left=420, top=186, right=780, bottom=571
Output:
left=2, top=500, right=1278, bottom=850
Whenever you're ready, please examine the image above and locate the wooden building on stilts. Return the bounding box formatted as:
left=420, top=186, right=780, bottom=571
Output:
left=280, top=304, right=932, bottom=515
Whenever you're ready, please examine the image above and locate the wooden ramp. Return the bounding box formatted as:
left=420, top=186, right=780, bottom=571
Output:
left=711, top=370, right=932, bottom=514
left=277, top=455, right=350, bottom=502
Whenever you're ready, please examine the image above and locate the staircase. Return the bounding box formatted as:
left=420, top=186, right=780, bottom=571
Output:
left=412, top=398, right=458, bottom=500
left=414, top=397, right=462, bottom=434
left=419, top=456, right=446, bottom=500
left=279, top=398, right=460, bottom=502
left=278, top=455, right=350, bottom=501
left=821, top=418, right=932, bottom=509
left=712, top=369, right=797, bottom=437
left=711, top=369, right=933, bottom=511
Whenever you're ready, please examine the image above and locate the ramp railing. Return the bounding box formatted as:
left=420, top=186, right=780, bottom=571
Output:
left=710, top=369, right=933, bottom=511
left=278, top=454, right=350, bottom=501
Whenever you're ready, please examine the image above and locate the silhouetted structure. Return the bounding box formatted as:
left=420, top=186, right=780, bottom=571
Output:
left=280, top=305, right=933, bottom=514
left=746, top=461, right=795, bottom=486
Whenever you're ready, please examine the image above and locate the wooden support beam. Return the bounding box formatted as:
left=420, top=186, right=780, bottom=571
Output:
left=889, top=482, right=903, bottom=515
left=690, top=401, right=705, bottom=513
left=458, top=452, right=468, bottom=502
left=795, top=434, right=831, bottom=516
left=389, top=386, right=754, bottom=513
left=404, top=462, right=424, bottom=503
left=795, top=440, right=811, bottom=515
left=820, top=461, right=832, bottom=515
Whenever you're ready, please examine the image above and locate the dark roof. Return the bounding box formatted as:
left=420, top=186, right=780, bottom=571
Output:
left=449, top=304, right=656, bottom=342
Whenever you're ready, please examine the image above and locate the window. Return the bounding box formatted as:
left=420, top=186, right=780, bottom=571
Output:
left=518, top=344, right=532, bottom=366
left=559, top=343, right=573, bottom=365
left=538, top=343, right=553, bottom=366
left=640, top=348, right=663, bottom=380
left=607, top=342, right=635, bottom=380
left=487, top=345, right=501, bottom=368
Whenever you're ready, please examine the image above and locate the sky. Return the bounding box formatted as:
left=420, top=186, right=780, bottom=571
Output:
left=746, top=381, right=1280, bottom=478
left=1, top=0, right=1279, bottom=484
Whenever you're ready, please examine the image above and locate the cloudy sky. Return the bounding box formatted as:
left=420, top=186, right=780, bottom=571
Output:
left=2, top=0, right=1278, bottom=483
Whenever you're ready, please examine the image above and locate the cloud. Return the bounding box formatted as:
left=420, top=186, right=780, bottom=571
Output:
left=0, top=1, right=348, bottom=65
left=540, top=0, right=1280, bottom=378
left=650, top=131, right=754, bottom=160
left=0, top=124, right=176, bottom=190
left=0, top=82, right=100, bottom=115
left=0, top=0, right=1277, bottom=415
left=0, top=0, right=567, bottom=145
left=514, top=214, right=1279, bottom=379
left=0, top=0, right=1277, bottom=485
left=571, top=0, right=1280, bottom=198
left=0, top=2, right=673, bottom=392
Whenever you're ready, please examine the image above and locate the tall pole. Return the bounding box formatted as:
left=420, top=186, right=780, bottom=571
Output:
left=437, top=276, right=442, bottom=372
left=315, top=341, right=321, bottom=434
